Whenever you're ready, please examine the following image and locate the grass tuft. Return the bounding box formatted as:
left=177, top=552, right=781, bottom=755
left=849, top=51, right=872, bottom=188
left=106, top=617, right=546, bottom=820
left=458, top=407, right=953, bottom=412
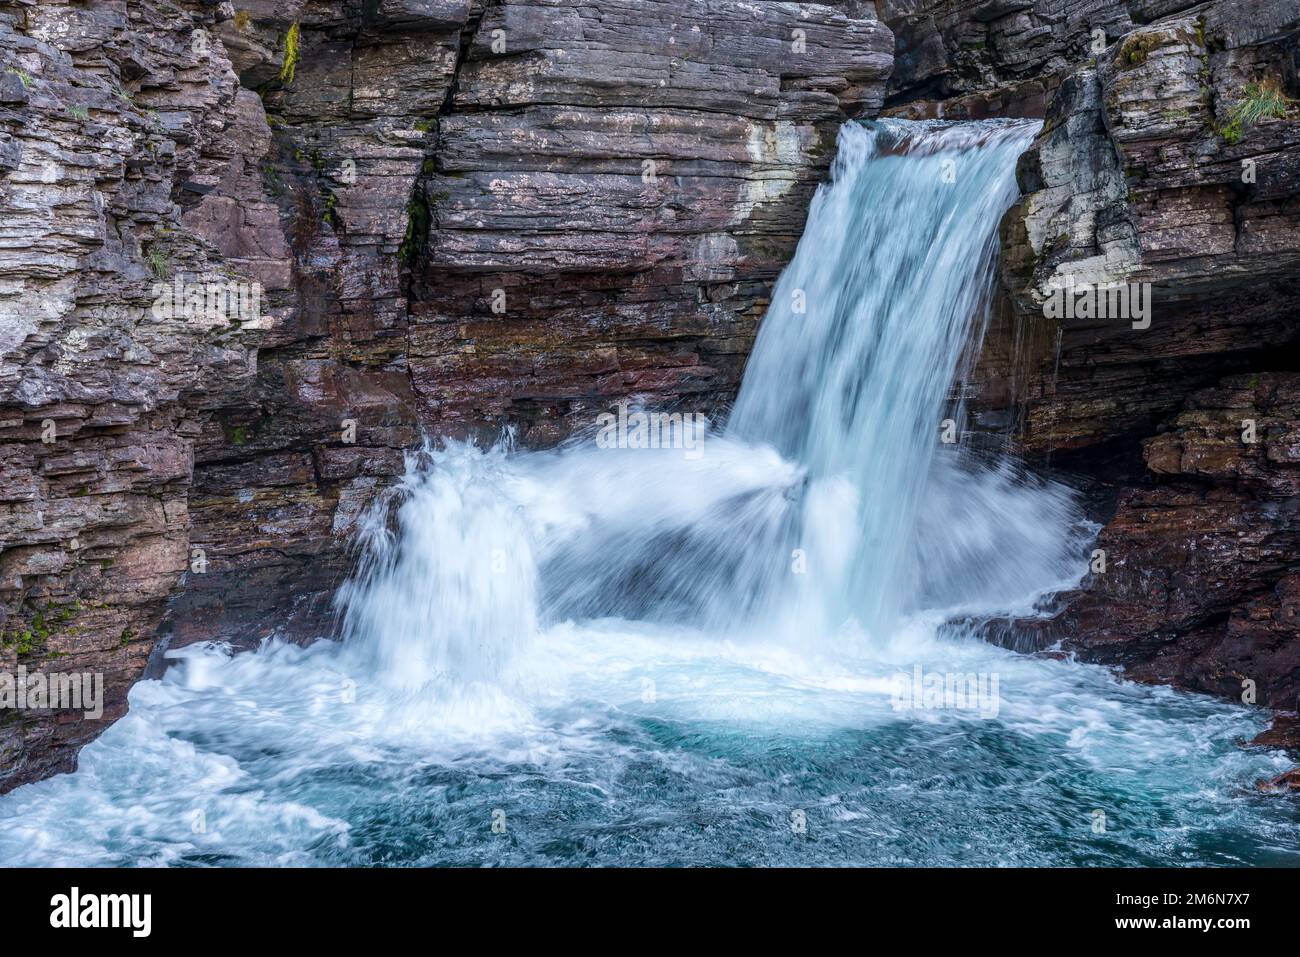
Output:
left=1221, top=77, right=1292, bottom=145
left=145, top=244, right=170, bottom=280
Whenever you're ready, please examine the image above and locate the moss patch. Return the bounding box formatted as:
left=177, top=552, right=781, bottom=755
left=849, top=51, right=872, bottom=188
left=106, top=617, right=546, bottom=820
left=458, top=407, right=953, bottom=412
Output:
left=399, top=193, right=431, bottom=266
left=2, top=603, right=79, bottom=659
left=280, top=22, right=301, bottom=86
left=1118, top=32, right=1163, bottom=68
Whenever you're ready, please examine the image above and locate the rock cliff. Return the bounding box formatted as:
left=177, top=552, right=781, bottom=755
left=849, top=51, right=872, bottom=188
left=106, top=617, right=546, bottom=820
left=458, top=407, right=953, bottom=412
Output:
left=0, top=0, right=289, bottom=788
left=1, top=0, right=1296, bottom=791
left=0, top=0, right=892, bottom=790
left=971, top=0, right=1300, bottom=718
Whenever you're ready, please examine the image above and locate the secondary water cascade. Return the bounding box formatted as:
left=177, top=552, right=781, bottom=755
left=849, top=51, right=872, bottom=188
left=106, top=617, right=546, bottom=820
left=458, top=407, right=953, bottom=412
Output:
left=1, top=120, right=1296, bottom=867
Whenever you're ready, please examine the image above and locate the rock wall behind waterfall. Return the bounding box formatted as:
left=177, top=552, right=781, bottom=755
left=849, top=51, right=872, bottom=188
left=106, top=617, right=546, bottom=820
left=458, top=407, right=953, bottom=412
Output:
left=996, top=3, right=1300, bottom=716
left=926, top=0, right=1300, bottom=715
left=0, top=0, right=892, bottom=790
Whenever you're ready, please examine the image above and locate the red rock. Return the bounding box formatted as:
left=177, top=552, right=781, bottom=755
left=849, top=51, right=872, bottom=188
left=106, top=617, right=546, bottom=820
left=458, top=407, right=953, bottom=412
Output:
left=1256, top=768, right=1300, bottom=793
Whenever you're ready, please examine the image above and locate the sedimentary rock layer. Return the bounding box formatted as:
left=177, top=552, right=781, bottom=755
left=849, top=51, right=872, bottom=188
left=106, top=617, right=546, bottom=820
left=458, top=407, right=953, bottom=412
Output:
left=977, top=0, right=1300, bottom=712
left=0, top=0, right=893, bottom=790
left=0, top=0, right=289, bottom=787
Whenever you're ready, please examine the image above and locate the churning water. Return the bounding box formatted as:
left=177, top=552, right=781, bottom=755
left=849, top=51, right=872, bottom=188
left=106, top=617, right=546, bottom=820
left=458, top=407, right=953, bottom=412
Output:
left=1, top=121, right=1296, bottom=867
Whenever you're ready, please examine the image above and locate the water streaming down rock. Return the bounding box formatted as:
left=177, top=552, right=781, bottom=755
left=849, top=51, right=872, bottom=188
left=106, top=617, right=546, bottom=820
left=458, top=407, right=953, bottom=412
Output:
left=3, top=120, right=1295, bottom=867
left=337, top=118, right=1069, bottom=675
left=730, top=118, right=1045, bottom=634
left=335, top=441, right=540, bottom=692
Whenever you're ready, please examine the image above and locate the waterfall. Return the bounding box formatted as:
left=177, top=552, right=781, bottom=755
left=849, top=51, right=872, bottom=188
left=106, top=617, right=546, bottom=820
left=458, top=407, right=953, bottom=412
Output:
left=731, top=119, right=1043, bottom=633
left=3, top=119, right=1293, bottom=869
left=335, top=442, right=540, bottom=691
left=334, top=118, right=1081, bottom=679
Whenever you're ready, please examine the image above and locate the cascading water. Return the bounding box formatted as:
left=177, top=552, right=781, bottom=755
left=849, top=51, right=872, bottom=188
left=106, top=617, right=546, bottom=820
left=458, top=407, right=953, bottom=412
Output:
left=1, top=121, right=1296, bottom=868
left=730, top=120, right=1040, bottom=633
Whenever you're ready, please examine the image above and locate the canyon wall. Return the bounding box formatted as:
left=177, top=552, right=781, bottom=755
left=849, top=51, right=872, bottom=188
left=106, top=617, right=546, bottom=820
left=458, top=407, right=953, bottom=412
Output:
left=0, top=0, right=290, bottom=788
left=0, top=0, right=892, bottom=791
left=1, top=0, right=1296, bottom=791
left=974, top=0, right=1300, bottom=716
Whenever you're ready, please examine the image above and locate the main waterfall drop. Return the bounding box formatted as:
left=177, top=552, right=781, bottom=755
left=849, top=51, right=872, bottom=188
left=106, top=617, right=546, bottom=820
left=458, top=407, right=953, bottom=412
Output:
left=335, top=118, right=1074, bottom=681
left=730, top=119, right=1045, bottom=634
left=2, top=120, right=1293, bottom=868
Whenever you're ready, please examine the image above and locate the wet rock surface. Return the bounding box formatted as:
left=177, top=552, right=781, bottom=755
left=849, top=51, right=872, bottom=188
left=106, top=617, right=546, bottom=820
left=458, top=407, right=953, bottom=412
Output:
left=1054, top=374, right=1300, bottom=711
left=970, top=0, right=1300, bottom=718
left=0, top=0, right=892, bottom=789
left=1, top=0, right=1296, bottom=791
left=1256, top=766, right=1300, bottom=793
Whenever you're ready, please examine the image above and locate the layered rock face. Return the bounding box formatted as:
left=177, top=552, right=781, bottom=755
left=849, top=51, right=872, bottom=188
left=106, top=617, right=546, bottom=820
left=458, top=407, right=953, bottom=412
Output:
left=408, top=0, right=891, bottom=442
left=1, top=0, right=1294, bottom=793
left=1065, top=373, right=1300, bottom=708
left=0, top=0, right=892, bottom=790
left=0, top=0, right=289, bottom=788
left=880, top=0, right=1158, bottom=118
left=971, top=0, right=1300, bottom=713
